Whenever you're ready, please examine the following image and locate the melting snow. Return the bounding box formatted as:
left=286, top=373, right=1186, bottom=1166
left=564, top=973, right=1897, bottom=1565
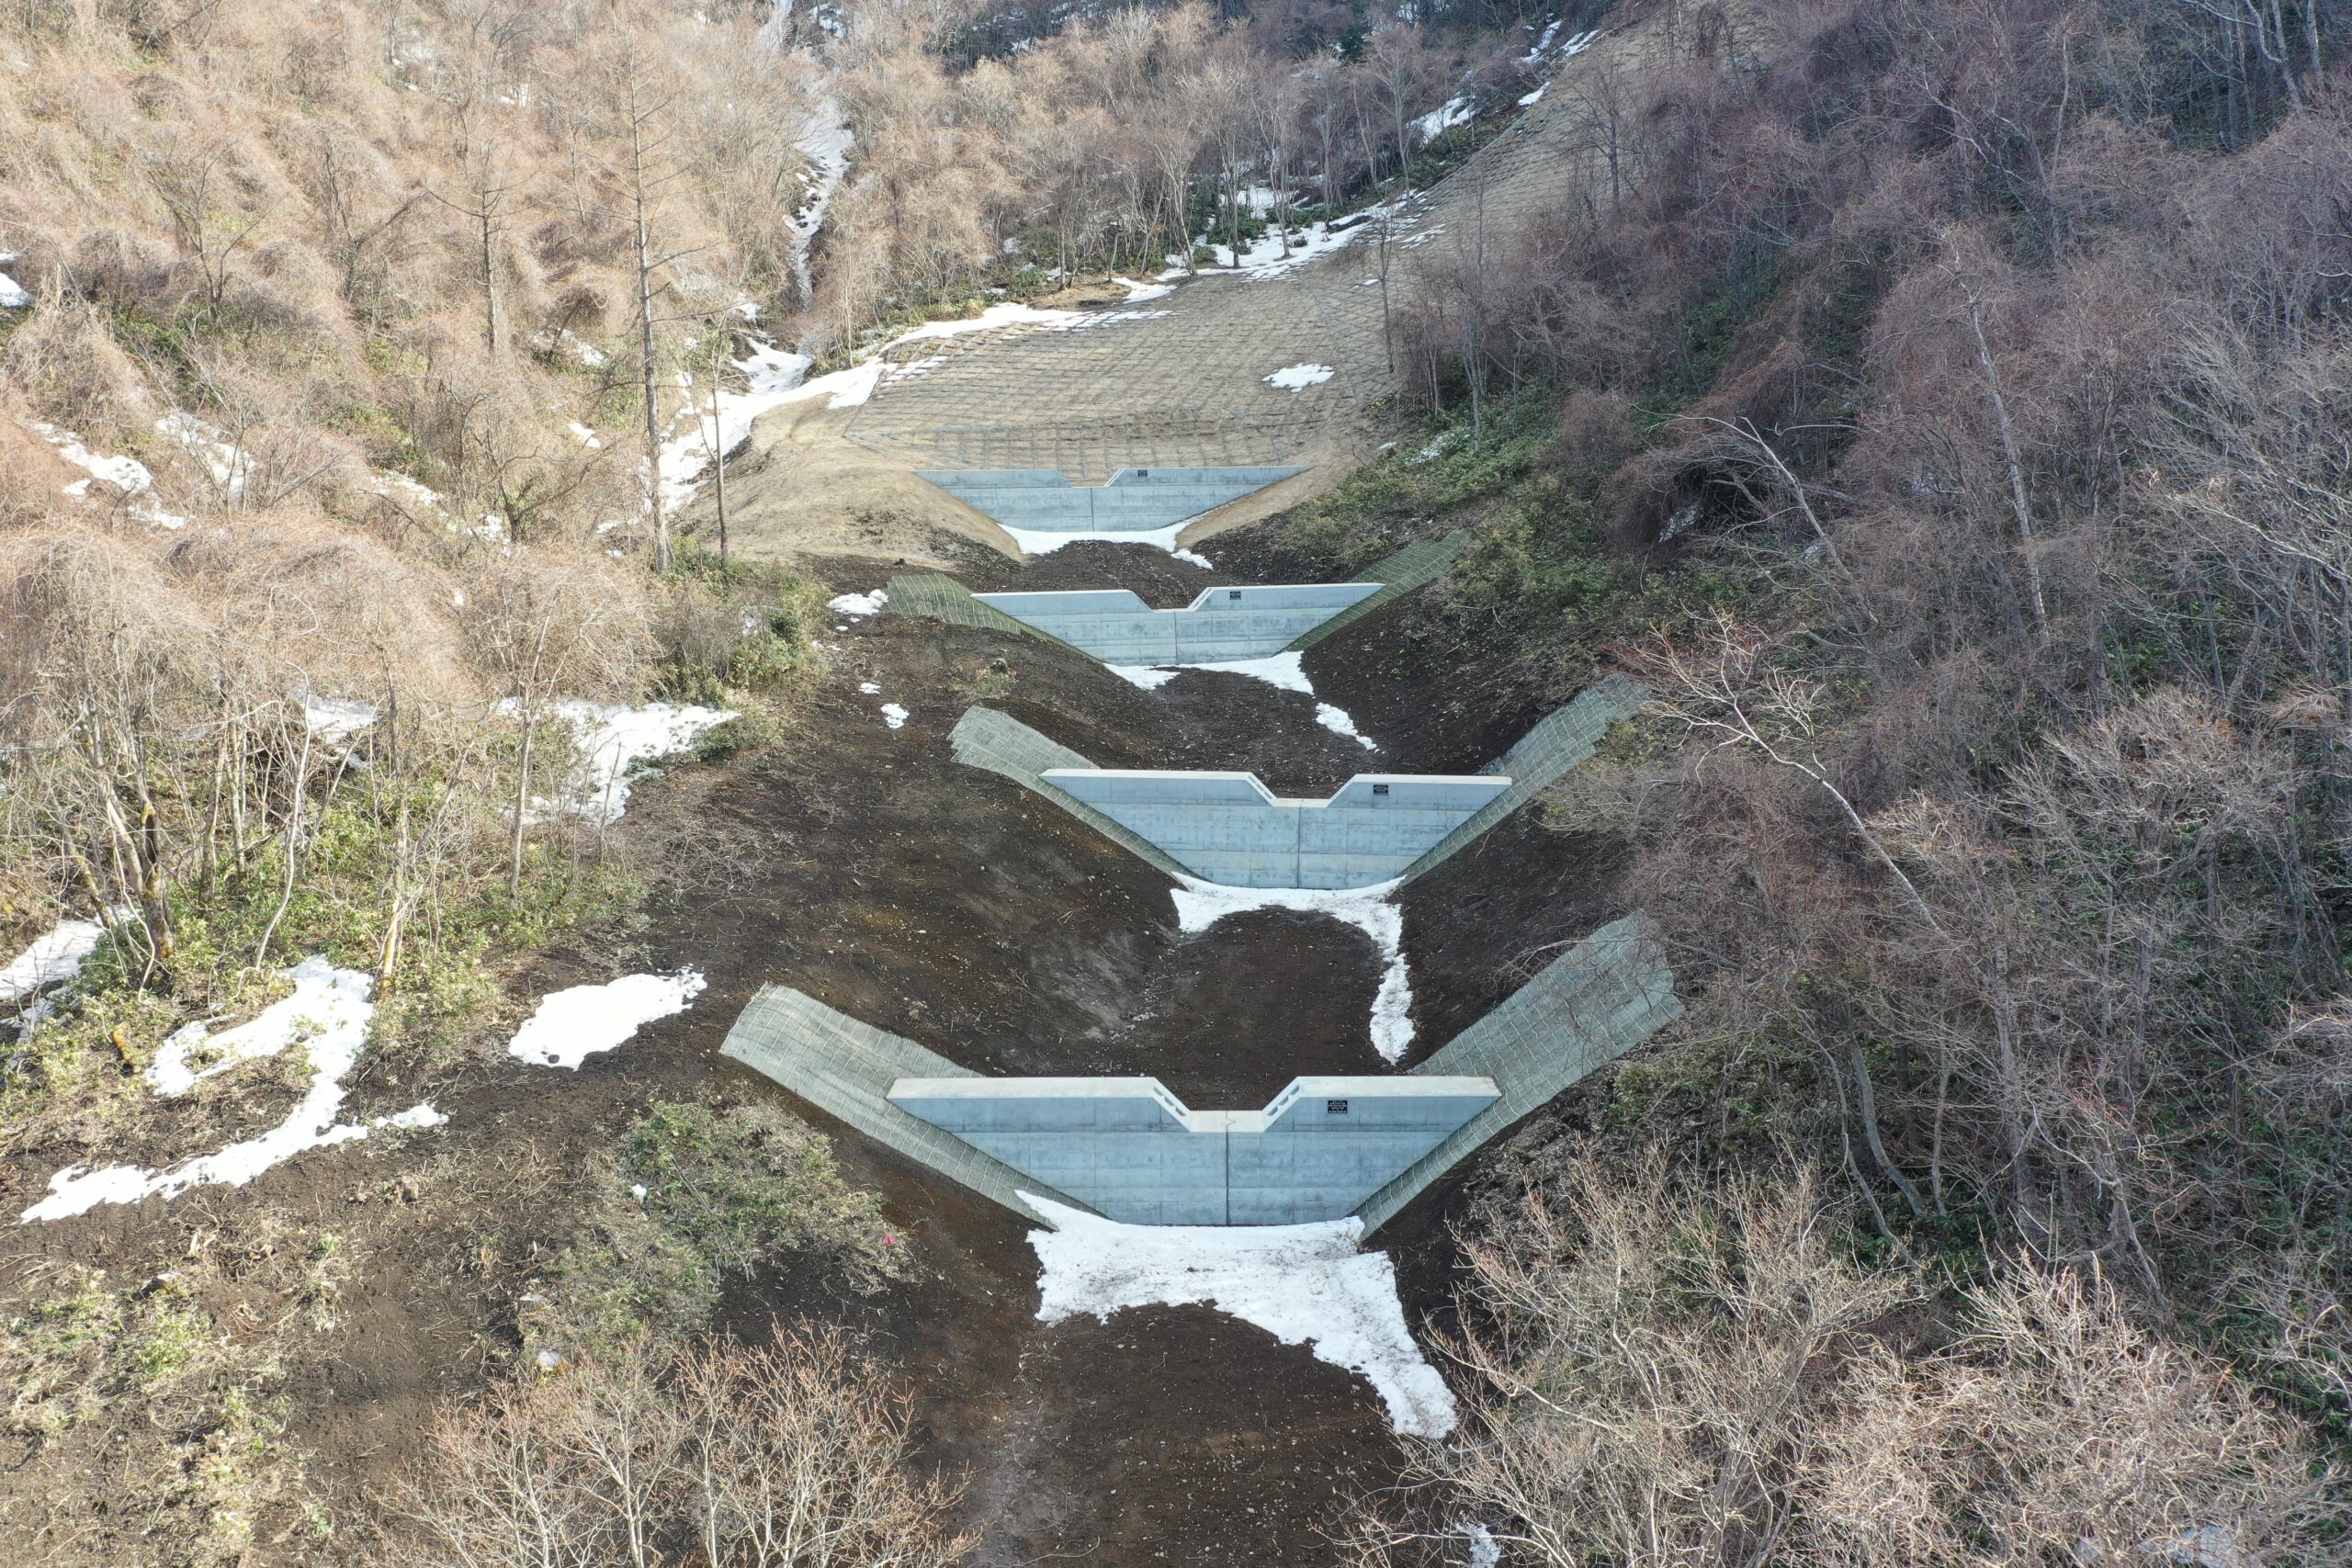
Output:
left=1264, top=363, right=1336, bottom=390
left=156, top=412, right=250, bottom=502
left=1411, top=94, right=1477, bottom=141
left=1170, top=876, right=1413, bottom=1060
left=1113, top=276, right=1174, bottom=303
left=1519, top=83, right=1547, bottom=106
left=32, top=422, right=188, bottom=528
left=0, top=271, right=28, bottom=309
left=879, top=703, right=910, bottom=729
left=22, top=956, right=445, bottom=1224
left=1001, top=522, right=1201, bottom=558
left=1103, top=651, right=1378, bottom=752
left=0, top=912, right=125, bottom=1006
left=300, top=695, right=376, bottom=743
left=505, top=700, right=739, bottom=824
left=506, top=969, right=707, bottom=1069
left=827, top=589, right=888, bottom=616
left=1022, top=1193, right=1454, bottom=1437
left=1172, top=219, right=1366, bottom=281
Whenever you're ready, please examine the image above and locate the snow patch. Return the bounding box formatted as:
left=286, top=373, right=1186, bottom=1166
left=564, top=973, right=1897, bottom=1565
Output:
left=506, top=970, right=707, bottom=1069
left=1171, top=218, right=1365, bottom=281
left=827, top=589, right=887, bottom=617
left=1170, top=876, right=1413, bottom=1060
left=1001, top=522, right=1203, bottom=558
left=22, top=956, right=443, bottom=1224
left=32, top=422, right=187, bottom=528
left=1518, top=83, right=1547, bottom=106
left=1102, top=652, right=1378, bottom=752
left=1112, top=276, right=1173, bottom=303
left=1023, top=1193, right=1454, bottom=1436
left=879, top=703, right=909, bottom=729
left=1412, top=94, right=1476, bottom=141
left=0, top=271, right=29, bottom=309
left=157, top=412, right=251, bottom=502
left=0, top=913, right=124, bottom=1006
left=300, top=695, right=376, bottom=744
left=506, top=700, right=738, bottom=824
left=1264, top=363, right=1336, bottom=390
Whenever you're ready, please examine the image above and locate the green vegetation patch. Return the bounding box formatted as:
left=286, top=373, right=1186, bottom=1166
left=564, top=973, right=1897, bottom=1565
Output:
left=528, top=1100, right=904, bottom=1359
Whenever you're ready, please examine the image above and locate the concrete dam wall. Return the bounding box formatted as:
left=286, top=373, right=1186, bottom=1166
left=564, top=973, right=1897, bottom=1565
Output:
left=918, top=465, right=1306, bottom=535
left=719, top=918, right=1680, bottom=1230
left=1041, top=771, right=1513, bottom=889
left=887, top=1075, right=1498, bottom=1225
left=971, top=583, right=1383, bottom=664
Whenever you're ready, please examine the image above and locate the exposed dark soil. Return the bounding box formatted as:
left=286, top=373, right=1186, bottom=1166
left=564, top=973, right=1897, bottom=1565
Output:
left=0, top=537, right=1634, bottom=1567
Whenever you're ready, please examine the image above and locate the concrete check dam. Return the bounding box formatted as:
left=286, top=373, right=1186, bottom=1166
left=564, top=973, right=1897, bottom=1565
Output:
left=1043, top=771, right=1512, bottom=889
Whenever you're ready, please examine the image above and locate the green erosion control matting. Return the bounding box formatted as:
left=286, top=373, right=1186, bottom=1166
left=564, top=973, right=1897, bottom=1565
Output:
left=1395, top=672, right=1649, bottom=882
left=884, top=572, right=1085, bottom=654
left=1283, top=532, right=1470, bottom=651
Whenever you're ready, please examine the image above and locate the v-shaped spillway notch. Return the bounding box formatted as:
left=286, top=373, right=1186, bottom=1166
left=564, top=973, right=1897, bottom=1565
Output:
left=917, top=465, right=1307, bottom=536
left=949, top=673, right=1648, bottom=892
left=885, top=1075, right=1499, bottom=1225
left=718, top=917, right=1681, bottom=1230
left=972, top=582, right=1383, bottom=664
left=1039, top=769, right=1513, bottom=889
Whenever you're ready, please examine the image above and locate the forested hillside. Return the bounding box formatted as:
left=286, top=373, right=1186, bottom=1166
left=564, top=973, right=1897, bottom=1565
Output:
left=3, top=0, right=2350, bottom=1561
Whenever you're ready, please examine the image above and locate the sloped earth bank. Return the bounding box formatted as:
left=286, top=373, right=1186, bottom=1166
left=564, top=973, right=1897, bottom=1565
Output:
left=0, top=546, right=1627, bottom=1566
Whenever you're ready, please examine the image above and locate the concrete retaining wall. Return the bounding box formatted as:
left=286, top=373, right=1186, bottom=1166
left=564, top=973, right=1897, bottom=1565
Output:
left=918, top=465, right=1306, bottom=534
left=972, top=582, right=1382, bottom=664
left=887, top=1074, right=1497, bottom=1224
left=1043, top=770, right=1513, bottom=889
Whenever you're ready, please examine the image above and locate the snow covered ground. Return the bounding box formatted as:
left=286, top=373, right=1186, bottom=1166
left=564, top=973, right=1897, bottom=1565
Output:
left=1103, top=650, right=1378, bottom=752
left=827, top=588, right=888, bottom=616
left=31, top=421, right=188, bottom=528
left=1264, top=363, right=1336, bottom=390
left=505, top=700, right=739, bottom=824
left=507, top=970, right=707, bottom=1069
left=1173, top=218, right=1367, bottom=280
left=999, top=522, right=1214, bottom=568
left=657, top=302, right=1141, bottom=514
left=1023, top=1193, right=1456, bottom=1437
left=0, top=912, right=126, bottom=1007
left=21, top=956, right=446, bottom=1224
left=1170, top=876, right=1414, bottom=1060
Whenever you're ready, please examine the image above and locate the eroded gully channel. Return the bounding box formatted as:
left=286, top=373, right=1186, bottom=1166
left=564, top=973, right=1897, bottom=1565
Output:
left=540, top=537, right=1624, bottom=1565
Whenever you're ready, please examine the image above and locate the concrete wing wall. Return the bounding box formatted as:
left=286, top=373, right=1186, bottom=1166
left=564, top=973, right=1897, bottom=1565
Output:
left=1396, top=673, right=1650, bottom=885
left=1044, top=770, right=1512, bottom=889
left=720, top=985, right=1095, bottom=1220
left=1352, top=917, right=1684, bottom=1234
left=946, top=708, right=1193, bottom=882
